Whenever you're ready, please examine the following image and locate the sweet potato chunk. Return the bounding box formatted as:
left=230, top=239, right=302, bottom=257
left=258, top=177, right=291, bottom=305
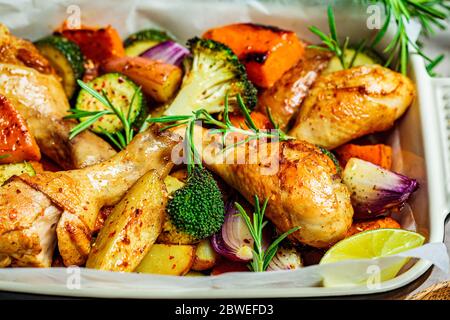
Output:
left=203, top=23, right=304, bottom=88
left=229, top=111, right=273, bottom=130
left=59, top=25, right=125, bottom=63
left=335, top=144, right=392, bottom=170
left=0, top=95, right=40, bottom=164
left=228, top=111, right=274, bottom=142
left=346, top=217, right=401, bottom=238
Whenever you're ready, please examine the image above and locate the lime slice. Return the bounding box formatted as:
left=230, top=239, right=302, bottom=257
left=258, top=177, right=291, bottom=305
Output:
left=320, top=229, right=425, bottom=287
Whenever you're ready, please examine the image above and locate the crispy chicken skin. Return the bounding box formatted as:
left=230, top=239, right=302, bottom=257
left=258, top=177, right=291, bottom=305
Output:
left=0, top=24, right=55, bottom=75
left=257, top=48, right=332, bottom=130
left=0, top=179, right=61, bottom=267
left=179, top=126, right=354, bottom=248
left=0, top=127, right=179, bottom=267
left=0, top=25, right=116, bottom=169
left=289, top=65, right=415, bottom=149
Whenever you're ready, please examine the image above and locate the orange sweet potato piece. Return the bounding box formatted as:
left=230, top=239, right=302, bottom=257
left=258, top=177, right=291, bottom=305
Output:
left=59, top=25, right=125, bottom=63
left=227, top=111, right=274, bottom=142
left=203, top=23, right=305, bottom=88
left=335, top=144, right=392, bottom=170
left=0, top=95, right=41, bottom=164
left=229, top=111, right=274, bottom=131
left=345, top=217, right=401, bottom=238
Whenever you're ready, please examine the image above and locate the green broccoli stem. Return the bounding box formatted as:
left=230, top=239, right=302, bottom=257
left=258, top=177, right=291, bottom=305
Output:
left=163, top=76, right=226, bottom=116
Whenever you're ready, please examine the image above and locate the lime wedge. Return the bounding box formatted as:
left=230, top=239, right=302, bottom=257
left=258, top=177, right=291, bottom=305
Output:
left=320, top=229, right=425, bottom=287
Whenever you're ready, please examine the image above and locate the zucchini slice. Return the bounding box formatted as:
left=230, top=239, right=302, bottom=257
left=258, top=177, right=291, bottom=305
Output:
left=0, top=162, right=35, bottom=186
left=124, top=29, right=174, bottom=57
left=75, top=73, right=144, bottom=134
left=34, top=35, right=84, bottom=98
left=323, top=48, right=383, bottom=75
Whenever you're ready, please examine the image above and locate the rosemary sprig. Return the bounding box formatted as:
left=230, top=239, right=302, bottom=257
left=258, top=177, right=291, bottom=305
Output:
left=308, top=5, right=364, bottom=70
left=147, top=93, right=292, bottom=173
left=65, top=80, right=141, bottom=150
left=371, top=0, right=450, bottom=75
left=310, top=2, right=449, bottom=75
left=234, top=195, right=300, bottom=272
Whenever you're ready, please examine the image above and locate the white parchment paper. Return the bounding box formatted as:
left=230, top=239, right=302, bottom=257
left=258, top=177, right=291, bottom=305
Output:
left=0, top=0, right=447, bottom=296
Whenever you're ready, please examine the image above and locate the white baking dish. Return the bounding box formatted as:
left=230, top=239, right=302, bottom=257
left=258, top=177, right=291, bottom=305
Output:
left=0, top=0, right=448, bottom=298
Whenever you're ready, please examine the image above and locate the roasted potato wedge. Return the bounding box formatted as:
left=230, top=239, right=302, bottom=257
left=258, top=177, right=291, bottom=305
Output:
left=164, top=175, right=185, bottom=194
left=191, top=239, right=218, bottom=271
left=86, top=170, right=167, bottom=271
left=102, top=56, right=182, bottom=103
left=135, top=244, right=195, bottom=276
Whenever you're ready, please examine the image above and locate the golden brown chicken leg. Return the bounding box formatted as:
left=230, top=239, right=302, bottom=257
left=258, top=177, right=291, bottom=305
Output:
left=289, top=64, right=415, bottom=149
left=179, top=126, right=354, bottom=248
left=0, top=127, right=179, bottom=267
left=0, top=179, right=62, bottom=267
left=257, top=47, right=332, bottom=130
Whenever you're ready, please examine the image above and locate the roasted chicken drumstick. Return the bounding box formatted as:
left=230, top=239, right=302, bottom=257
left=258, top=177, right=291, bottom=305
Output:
left=0, top=127, right=179, bottom=267
left=289, top=64, right=415, bottom=149
left=177, top=126, right=354, bottom=248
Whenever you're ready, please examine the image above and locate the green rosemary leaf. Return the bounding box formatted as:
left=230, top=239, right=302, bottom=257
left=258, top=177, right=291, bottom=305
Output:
left=426, top=53, right=444, bottom=75
left=115, top=131, right=126, bottom=149
left=371, top=8, right=392, bottom=47
left=223, top=92, right=232, bottom=128
left=77, top=80, right=111, bottom=109
left=68, top=112, right=106, bottom=140
left=236, top=94, right=257, bottom=131
left=99, top=127, right=123, bottom=150
left=263, top=226, right=300, bottom=270
left=147, top=115, right=193, bottom=123
left=349, top=38, right=367, bottom=68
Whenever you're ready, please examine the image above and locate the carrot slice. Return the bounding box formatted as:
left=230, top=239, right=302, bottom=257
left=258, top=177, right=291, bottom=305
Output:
left=229, top=111, right=274, bottom=131
left=0, top=95, right=41, bottom=164
left=203, top=23, right=305, bottom=88
left=59, top=25, right=125, bottom=63
left=227, top=111, right=274, bottom=143
left=345, top=217, right=401, bottom=238
left=335, top=144, right=392, bottom=170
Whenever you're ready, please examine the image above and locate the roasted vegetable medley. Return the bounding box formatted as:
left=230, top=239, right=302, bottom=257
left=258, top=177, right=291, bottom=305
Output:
left=2, top=3, right=447, bottom=282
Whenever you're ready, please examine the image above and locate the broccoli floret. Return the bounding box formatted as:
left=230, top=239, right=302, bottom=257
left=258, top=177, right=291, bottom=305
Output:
left=157, top=215, right=200, bottom=245
left=163, top=37, right=257, bottom=116
left=166, top=166, right=225, bottom=239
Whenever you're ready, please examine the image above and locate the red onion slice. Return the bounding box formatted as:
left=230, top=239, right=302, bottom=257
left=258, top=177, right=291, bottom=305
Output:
left=267, top=247, right=302, bottom=271
left=140, top=40, right=190, bottom=67
left=342, top=158, right=419, bottom=219
left=211, top=203, right=254, bottom=262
